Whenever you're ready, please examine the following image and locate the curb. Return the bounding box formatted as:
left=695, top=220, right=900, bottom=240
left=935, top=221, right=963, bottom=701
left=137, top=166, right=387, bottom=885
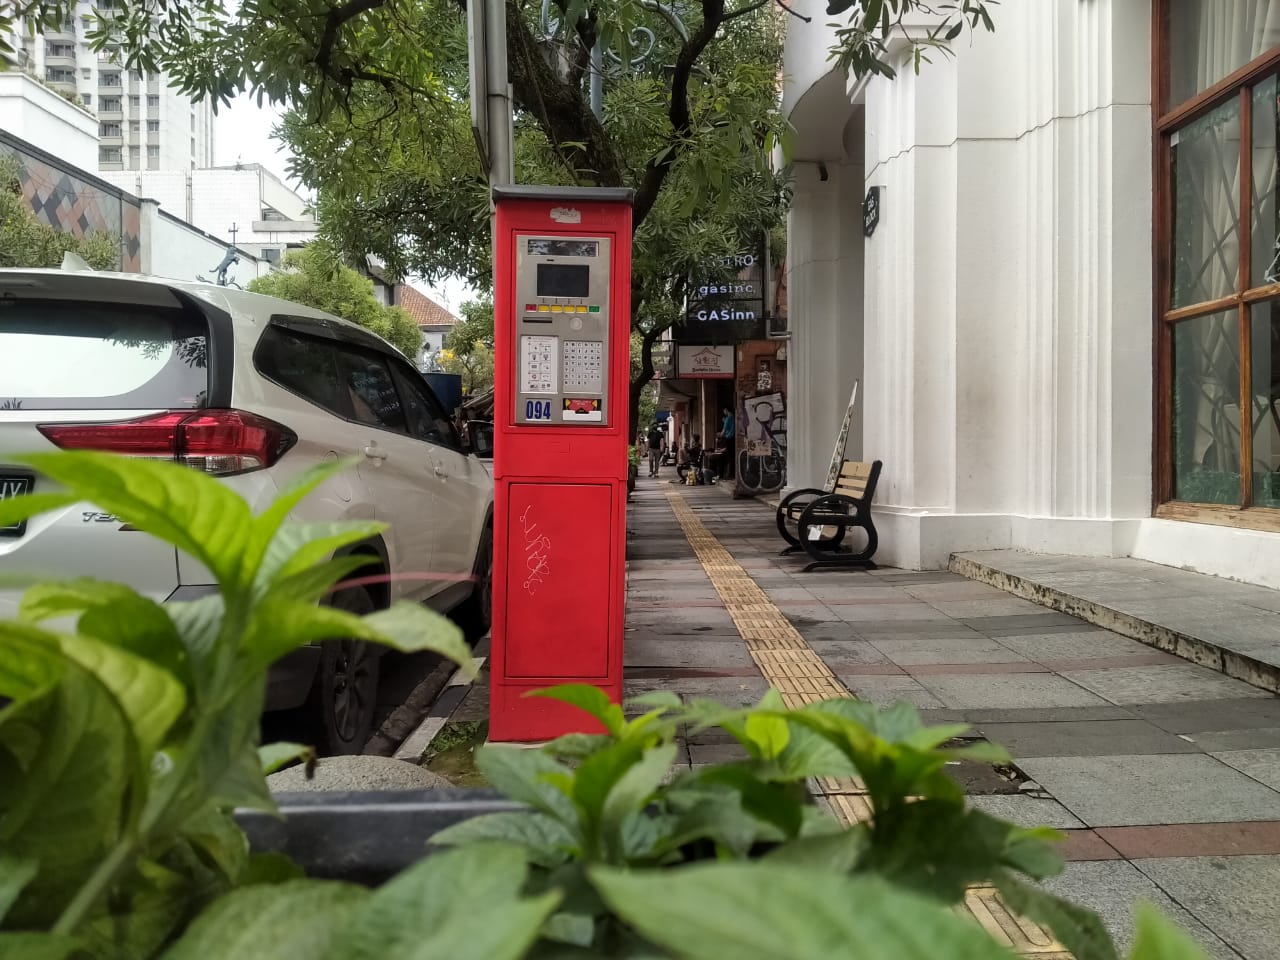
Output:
left=948, top=553, right=1280, bottom=696
left=392, top=653, right=487, bottom=762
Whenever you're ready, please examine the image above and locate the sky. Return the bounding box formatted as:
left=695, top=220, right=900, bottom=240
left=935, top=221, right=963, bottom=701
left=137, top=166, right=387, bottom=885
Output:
left=213, top=93, right=477, bottom=313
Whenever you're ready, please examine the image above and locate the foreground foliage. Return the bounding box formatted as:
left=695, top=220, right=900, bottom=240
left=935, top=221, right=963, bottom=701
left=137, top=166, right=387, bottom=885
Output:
left=0, top=453, right=1206, bottom=959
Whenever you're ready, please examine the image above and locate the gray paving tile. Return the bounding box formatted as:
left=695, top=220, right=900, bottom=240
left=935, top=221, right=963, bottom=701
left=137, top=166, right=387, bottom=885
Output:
left=966, top=795, right=1085, bottom=829
left=1017, top=754, right=1280, bottom=827
left=803, top=639, right=893, bottom=665
left=914, top=674, right=1107, bottom=710
left=844, top=675, right=943, bottom=710
left=853, top=623, right=991, bottom=640
left=1137, top=856, right=1280, bottom=960
left=622, top=676, right=768, bottom=708
left=796, top=622, right=866, bottom=643
left=927, top=597, right=1053, bottom=618
left=869, top=636, right=1030, bottom=666
left=995, top=631, right=1156, bottom=661
left=1211, top=748, right=1280, bottom=792
left=1040, top=861, right=1243, bottom=959
left=984, top=622, right=1105, bottom=638
left=961, top=613, right=1086, bottom=632
left=1187, top=728, right=1280, bottom=752
left=975, top=720, right=1201, bottom=758
left=1060, top=665, right=1274, bottom=705
left=1135, top=699, right=1280, bottom=735
left=934, top=705, right=1138, bottom=724
left=831, top=603, right=952, bottom=623
left=623, top=640, right=756, bottom=669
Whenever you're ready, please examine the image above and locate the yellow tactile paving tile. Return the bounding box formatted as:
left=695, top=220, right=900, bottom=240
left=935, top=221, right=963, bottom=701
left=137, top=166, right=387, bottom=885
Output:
left=663, top=488, right=1069, bottom=959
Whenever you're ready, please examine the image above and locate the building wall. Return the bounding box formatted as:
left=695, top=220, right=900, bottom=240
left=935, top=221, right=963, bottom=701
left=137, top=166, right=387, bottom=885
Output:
left=783, top=0, right=1280, bottom=587
left=0, top=73, right=97, bottom=170
left=138, top=200, right=270, bottom=285
left=11, top=0, right=214, bottom=173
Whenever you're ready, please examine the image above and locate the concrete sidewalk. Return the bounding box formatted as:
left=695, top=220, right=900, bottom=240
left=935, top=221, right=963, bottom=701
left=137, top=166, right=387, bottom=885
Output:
left=625, top=475, right=1280, bottom=960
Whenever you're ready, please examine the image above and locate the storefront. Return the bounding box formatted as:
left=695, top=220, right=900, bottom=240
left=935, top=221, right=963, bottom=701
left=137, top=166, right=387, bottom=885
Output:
left=781, top=0, right=1280, bottom=587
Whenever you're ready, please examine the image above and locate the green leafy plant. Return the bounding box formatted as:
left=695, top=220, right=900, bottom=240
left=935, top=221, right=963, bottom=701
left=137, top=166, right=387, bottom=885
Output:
left=0, top=451, right=473, bottom=957
left=0, top=455, right=1209, bottom=959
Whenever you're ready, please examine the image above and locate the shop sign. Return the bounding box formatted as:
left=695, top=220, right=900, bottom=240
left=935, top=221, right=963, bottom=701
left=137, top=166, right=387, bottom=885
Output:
left=678, top=344, right=734, bottom=379
left=863, top=187, right=880, bottom=238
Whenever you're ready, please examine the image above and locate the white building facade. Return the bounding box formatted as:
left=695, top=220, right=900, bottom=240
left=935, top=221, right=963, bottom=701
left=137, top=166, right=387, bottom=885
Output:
left=783, top=1, right=1280, bottom=589
left=5, top=1, right=214, bottom=172
left=101, top=165, right=317, bottom=263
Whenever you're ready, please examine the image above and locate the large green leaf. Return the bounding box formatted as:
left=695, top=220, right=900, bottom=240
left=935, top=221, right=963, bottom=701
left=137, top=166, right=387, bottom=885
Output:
left=432, top=811, right=577, bottom=867
left=1129, top=903, right=1210, bottom=960
left=320, top=845, right=560, bottom=960
left=591, top=863, right=1017, bottom=960
left=0, top=933, right=83, bottom=960
left=530, top=684, right=625, bottom=736
left=244, top=457, right=362, bottom=572
left=255, top=521, right=386, bottom=589
left=598, top=743, right=676, bottom=861
left=10, top=452, right=253, bottom=589
left=0, top=633, right=61, bottom=712
left=161, top=879, right=369, bottom=960
left=993, top=872, right=1118, bottom=960
left=0, top=493, right=78, bottom=532
left=49, top=628, right=186, bottom=762
left=163, top=594, right=225, bottom=688
left=19, top=579, right=191, bottom=687
left=239, top=598, right=471, bottom=677
left=0, top=661, right=133, bottom=929
left=0, top=858, right=36, bottom=925
left=265, top=555, right=381, bottom=606
left=474, top=746, right=578, bottom=825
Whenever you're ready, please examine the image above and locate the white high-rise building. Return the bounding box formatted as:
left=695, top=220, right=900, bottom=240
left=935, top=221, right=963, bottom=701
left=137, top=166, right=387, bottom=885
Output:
left=5, top=1, right=214, bottom=172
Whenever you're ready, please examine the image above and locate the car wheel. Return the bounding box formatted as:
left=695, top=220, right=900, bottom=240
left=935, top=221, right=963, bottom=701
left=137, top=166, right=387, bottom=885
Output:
left=456, top=523, right=493, bottom=641
left=317, top=585, right=380, bottom=756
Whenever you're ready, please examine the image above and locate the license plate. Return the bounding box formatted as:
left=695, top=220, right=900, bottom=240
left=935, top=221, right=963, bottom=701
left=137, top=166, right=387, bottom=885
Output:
left=0, top=475, right=32, bottom=537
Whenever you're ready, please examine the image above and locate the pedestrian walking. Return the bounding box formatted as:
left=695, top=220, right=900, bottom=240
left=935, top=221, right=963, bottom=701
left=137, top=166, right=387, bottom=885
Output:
left=645, top=423, right=665, bottom=477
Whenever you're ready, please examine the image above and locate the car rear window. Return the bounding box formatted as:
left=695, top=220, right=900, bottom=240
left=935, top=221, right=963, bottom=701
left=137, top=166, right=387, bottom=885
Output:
left=0, top=301, right=208, bottom=410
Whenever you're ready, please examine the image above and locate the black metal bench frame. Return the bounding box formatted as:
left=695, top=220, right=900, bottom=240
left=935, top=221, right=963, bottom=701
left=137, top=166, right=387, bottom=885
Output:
left=775, top=459, right=882, bottom=571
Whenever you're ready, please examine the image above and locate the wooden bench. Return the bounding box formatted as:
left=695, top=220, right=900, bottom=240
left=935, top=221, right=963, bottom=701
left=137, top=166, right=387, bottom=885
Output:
left=775, top=460, right=882, bottom=571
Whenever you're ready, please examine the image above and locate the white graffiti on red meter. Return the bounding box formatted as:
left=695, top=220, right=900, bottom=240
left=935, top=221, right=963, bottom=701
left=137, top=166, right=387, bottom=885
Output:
left=519, top=505, right=552, bottom=594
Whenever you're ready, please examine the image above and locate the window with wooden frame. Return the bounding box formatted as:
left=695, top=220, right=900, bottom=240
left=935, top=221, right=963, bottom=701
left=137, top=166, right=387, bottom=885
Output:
left=1155, top=2, right=1280, bottom=530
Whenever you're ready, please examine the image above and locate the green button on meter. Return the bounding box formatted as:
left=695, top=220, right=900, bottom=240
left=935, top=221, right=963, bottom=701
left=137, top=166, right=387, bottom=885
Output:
left=588, top=305, right=601, bottom=313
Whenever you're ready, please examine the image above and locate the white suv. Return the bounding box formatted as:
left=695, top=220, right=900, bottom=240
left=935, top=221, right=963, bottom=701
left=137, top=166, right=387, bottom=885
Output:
left=0, top=268, right=494, bottom=753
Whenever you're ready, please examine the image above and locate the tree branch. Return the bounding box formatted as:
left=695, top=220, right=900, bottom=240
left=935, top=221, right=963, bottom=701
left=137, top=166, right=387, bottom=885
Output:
left=772, top=0, right=812, bottom=23
left=722, top=0, right=771, bottom=24
left=315, top=0, right=388, bottom=76
left=631, top=0, right=724, bottom=227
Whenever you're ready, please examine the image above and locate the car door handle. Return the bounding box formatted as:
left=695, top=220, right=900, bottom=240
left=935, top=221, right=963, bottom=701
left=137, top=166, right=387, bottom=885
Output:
left=363, top=445, right=388, bottom=461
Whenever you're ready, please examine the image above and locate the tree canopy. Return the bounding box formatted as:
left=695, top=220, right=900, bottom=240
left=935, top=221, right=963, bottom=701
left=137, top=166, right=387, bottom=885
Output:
left=246, top=244, right=423, bottom=358
left=0, top=158, right=117, bottom=270
left=0, top=0, right=996, bottom=427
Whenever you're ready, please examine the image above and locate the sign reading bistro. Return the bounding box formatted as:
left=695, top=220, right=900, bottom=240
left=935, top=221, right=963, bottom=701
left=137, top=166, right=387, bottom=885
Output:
left=677, top=344, right=734, bottom=379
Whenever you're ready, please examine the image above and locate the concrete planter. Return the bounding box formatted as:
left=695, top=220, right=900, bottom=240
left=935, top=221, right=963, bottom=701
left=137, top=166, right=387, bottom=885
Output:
left=236, top=789, right=520, bottom=884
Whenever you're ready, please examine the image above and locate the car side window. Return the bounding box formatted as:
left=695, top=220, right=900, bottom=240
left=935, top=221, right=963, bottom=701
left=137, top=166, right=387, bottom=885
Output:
left=392, top=364, right=460, bottom=451
left=254, top=325, right=350, bottom=418
left=334, top=348, right=407, bottom=434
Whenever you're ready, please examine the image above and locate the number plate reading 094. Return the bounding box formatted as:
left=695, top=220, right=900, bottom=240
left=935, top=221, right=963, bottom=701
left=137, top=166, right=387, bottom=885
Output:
left=525, top=400, right=553, bottom=421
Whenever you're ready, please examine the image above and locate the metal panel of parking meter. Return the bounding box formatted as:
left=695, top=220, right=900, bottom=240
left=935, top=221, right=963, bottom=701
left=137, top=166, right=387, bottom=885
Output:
left=490, top=185, right=633, bottom=741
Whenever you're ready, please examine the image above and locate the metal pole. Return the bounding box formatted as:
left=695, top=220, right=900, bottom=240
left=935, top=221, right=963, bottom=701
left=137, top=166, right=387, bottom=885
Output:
left=484, top=0, right=514, bottom=185
left=589, top=41, right=603, bottom=119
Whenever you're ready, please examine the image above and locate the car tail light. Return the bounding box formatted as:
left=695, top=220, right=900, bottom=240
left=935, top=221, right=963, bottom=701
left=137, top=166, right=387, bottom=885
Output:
left=38, top=410, right=297, bottom=477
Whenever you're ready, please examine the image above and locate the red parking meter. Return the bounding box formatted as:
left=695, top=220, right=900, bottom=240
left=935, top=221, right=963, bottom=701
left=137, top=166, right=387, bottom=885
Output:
left=490, top=185, right=634, bottom=741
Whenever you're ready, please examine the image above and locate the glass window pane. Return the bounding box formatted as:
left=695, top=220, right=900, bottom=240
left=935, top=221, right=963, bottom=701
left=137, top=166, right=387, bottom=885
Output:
left=1251, top=301, right=1280, bottom=506
left=1255, top=76, right=1280, bottom=285
left=1169, top=1, right=1280, bottom=109
left=1173, top=310, right=1242, bottom=504
left=1172, top=99, right=1242, bottom=309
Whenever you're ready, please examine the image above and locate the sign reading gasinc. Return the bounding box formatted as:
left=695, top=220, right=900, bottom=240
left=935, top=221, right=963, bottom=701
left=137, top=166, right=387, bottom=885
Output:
left=678, top=344, right=734, bottom=379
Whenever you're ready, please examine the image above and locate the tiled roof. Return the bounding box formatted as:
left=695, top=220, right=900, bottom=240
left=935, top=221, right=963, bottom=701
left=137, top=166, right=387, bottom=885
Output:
left=397, top=285, right=459, bottom=329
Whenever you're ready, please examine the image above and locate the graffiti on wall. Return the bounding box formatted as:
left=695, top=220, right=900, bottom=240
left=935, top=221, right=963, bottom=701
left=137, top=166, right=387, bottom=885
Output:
left=739, top=391, right=786, bottom=493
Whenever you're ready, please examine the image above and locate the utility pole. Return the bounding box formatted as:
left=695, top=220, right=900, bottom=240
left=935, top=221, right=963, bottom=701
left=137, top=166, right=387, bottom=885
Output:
left=470, top=0, right=513, bottom=186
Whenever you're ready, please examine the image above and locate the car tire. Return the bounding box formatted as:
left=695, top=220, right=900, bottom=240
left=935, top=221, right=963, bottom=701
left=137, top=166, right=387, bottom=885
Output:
left=455, top=523, right=493, bottom=641
left=316, top=585, right=380, bottom=756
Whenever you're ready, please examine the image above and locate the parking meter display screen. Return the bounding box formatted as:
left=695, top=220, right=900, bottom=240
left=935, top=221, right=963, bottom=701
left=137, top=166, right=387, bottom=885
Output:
left=537, top=263, right=591, bottom=299
left=528, top=239, right=598, bottom=257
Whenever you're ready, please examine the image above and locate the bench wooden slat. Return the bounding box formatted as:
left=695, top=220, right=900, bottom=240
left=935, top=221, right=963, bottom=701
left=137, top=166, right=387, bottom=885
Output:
left=835, top=478, right=868, bottom=497
left=839, top=461, right=874, bottom=480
